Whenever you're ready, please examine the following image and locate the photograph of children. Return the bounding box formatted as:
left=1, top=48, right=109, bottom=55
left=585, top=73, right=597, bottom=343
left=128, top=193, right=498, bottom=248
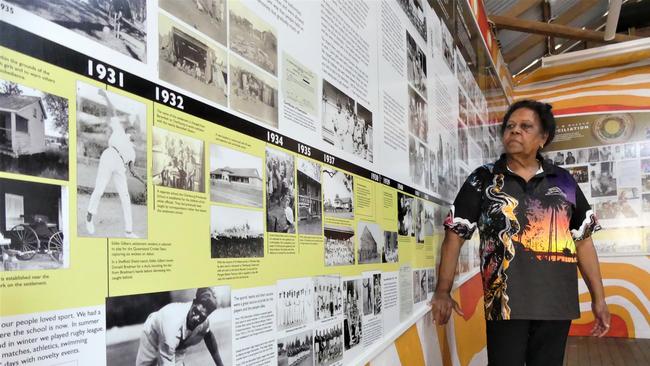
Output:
left=343, top=279, right=362, bottom=350
left=313, top=275, right=343, bottom=321
left=277, top=330, right=313, bottom=366
left=323, top=168, right=354, bottom=220
left=595, top=197, right=640, bottom=220
left=152, top=127, right=204, bottom=192
left=357, top=221, right=383, bottom=264
left=266, top=147, right=295, bottom=233
left=643, top=175, right=650, bottom=192
left=321, top=80, right=373, bottom=163
left=590, top=162, right=617, bottom=197
left=624, top=143, right=637, bottom=159
left=8, top=0, right=146, bottom=62
left=576, top=149, right=589, bottom=164
left=0, top=80, right=68, bottom=180
left=587, top=147, right=600, bottom=162
left=230, top=54, right=278, bottom=128
left=210, top=144, right=263, bottom=208
left=396, top=0, right=427, bottom=41
left=382, top=231, right=398, bottom=263
left=324, top=225, right=354, bottom=266
left=297, top=159, right=322, bottom=236
left=159, top=14, right=228, bottom=106
left=413, top=199, right=424, bottom=244
left=160, top=0, right=227, bottom=46
left=397, top=192, right=414, bottom=236
left=568, top=166, right=589, bottom=184
left=76, top=82, right=147, bottom=239
left=408, top=86, right=428, bottom=143
left=599, top=145, right=613, bottom=161
left=0, top=178, right=68, bottom=271
left=642, top=142, right=650, bottom=158
left=277, top=277, right=314, bottom=331
left=229, top=0, right=277, bottom=76
left=426, top=268, right=435, bottom=294
left=406, top=31, right=427, bottom=97
left=210, top=205, right=263, bottom=258
left=315, top=323, right=343, bottom=366
left=106, top=286, right=231, bottom=366
left=644, top=159, right=650, bottom=174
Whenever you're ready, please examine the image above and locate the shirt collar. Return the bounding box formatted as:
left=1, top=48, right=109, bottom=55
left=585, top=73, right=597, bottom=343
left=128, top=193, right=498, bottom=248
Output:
left=493, top=153, right=557, bottom=176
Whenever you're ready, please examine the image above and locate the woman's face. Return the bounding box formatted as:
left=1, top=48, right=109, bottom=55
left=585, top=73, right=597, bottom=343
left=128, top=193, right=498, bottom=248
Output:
left=502, top=108, right=548, bottom=157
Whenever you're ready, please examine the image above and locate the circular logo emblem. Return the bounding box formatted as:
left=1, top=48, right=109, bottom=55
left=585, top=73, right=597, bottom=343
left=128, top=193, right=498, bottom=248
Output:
left=592, top=114, right=634, bottom=144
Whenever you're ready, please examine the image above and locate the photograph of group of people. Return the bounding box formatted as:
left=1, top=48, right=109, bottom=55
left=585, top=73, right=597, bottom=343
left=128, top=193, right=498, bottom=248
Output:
left=314, top=323, right=344, bottom=366
left=313, top=275, right=343, bottom=321
left=396, top=0, right=427, bottom=41
left=76, top=82, right=147, bottom=239
left=550, top=142, right=639, bottom=167
left=321, top=80, right=374, bottom=163
left=324, top=225, right=355, bottom=266
left=210, top=205, right=264, bottom=258
left=266, top=147, right=296, bottom=233
left=152, top=127, right=204, bottom=193
left=382, top=231, right=398, bottom=263
left=278, top=330, right=313, bottom=366
left=408, top=87, right=429, bottom=144
left=9, top=0, right=147, bottom=62
left=277, top=278, right=314, bottom=331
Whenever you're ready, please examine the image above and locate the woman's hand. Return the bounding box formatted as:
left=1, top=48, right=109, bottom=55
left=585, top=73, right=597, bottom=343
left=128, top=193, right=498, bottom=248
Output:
left=591, top=300, right=610, bottom=337
left=430, top=291, right=464, bottom=326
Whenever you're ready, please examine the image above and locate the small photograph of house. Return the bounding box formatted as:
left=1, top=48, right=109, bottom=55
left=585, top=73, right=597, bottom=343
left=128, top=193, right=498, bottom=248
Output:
left=297, top=158, right=322, bottom=236
left=210, top=144, right=263, bottom=208
left=0, top=80, right=68, bottom=180
left=323, top=168, right=354, bottom=220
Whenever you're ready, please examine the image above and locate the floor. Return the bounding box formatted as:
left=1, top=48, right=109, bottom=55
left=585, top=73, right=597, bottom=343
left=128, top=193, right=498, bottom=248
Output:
left=564, top=336, right=650, bottom=365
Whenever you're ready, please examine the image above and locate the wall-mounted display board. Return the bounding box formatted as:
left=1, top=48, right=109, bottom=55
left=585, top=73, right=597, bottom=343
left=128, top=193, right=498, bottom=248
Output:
left=0, top=1, right=507, bottom=365
left=544, top=112, right=650, bottom=256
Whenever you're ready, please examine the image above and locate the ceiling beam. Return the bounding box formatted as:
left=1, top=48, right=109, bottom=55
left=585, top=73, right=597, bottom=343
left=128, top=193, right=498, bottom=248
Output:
left=501, top=0, right=599, bottom=64
left=502, top=0, right=543, bottom=17
left=490, top=15, right=639, bottom=43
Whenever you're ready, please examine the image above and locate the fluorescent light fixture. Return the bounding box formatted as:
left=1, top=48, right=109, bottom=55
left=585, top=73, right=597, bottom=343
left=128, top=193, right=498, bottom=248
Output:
left=555, top=43, right=563, bottom=50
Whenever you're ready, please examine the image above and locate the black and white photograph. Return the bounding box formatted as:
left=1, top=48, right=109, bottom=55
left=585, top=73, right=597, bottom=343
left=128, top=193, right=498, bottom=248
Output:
left=413, top=269, right=426, bottom=303
left=229, top=0, right=278, bottom=76
left=314, top=323, right=343, bottom=366
left=643, top=193, right=650, bottom=212
left=160, top=0, right=227, bottom=46
left=277, top=277, right=314, bottom=331
left=406, top=31, right=427, bottom=97
left=643, top=159, right=650, bottom=174
left=297, top=159, right=322, bottom=235
left=590, top=162, right=617, bottom=197
left=266, top=147, right=295, bottom=233
left=278, top=330, right=313, bottom=366
left=372, top=273, right=382, bottom=315
left=599, top=145, right=613, bottom=161
left=595, top=197, right=640, bottom=220
left=576, top=149, right=589, bottom=164
left=343, top=279, right=362, bottom=350
left=362, top=277, right=374, bottom=316
left=159, top=14, right=228, bottom=106
left=323, top=168, right=354, bottom=220
left=413, top=199, right=424, bottom=244
left=152, top=127, right=205, bottom=193
left=230, top=54, right=279, bottom=128
left=568, top=166, right=589, bottom=184
left=324, top=225, right=355, bottom=267
left=614, top=145, right=626, bottom=160
left=396, top=0, right=427, bottom=41
left=210, top=205, right=263, bottom=258
left=422, top=201, right=435, bottom=238
left=457, top=120, right=468, bottom=164
left=624, top=143, right=637, bottom=159
left=397, top=192, right=414, bottom=236
left=0, top=178, right=68, bottom=271
left=106, top=286, right=231, bottom=366
left=313, top=275, right=343, bottom=321
left=210, top=144, right=263, bottom=208
left=0, top=80, right=68, bottom=180
left=8, top=0, right=147, bottom=62
left=426, top=268, right=435, bottom=294
left=76, top=82, right=147, bottom=239
left=382, top=231, right=398, bottom=263
left=441, top=22, right=454, bottom=72
left=640, top=141, right=650, bottom=157
left=410, top=137, right=429, bottom=188
left=408, top=86, right=428, bottom=143
left=357, top=221, right=383, bottom=264
left=642, top=175, right=650, bottom=192
left=587, top=147, right=600, bottom=162
left=321, top=80, right=373, bottom=163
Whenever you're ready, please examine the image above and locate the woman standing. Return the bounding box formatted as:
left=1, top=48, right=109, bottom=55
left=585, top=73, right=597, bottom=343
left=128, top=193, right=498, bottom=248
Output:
left=85, top=89, right=142, bottom=238
left=431, top=100, right=610, bottom=365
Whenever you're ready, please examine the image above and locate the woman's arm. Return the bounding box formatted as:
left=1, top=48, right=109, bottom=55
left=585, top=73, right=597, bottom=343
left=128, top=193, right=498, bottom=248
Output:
left=431, top=230, right=465, bottom=325
left=97, top=89, right=117, bottom=117
left=575, top=236, right=610, bottom=337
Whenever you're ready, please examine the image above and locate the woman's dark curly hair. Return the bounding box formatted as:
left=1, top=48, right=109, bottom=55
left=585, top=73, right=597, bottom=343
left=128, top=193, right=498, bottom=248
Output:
left=500, top=99, right=556, bottom=147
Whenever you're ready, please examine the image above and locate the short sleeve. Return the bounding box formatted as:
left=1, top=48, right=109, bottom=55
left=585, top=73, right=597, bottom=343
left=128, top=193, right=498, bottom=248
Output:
left=570, top=183, right=601, bottom=241
left=443, top=168, right=485, bottom=240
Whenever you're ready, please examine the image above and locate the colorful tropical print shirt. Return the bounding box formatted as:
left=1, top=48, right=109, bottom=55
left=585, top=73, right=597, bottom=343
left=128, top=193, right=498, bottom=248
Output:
left=444, top=154, right=600, bottom=321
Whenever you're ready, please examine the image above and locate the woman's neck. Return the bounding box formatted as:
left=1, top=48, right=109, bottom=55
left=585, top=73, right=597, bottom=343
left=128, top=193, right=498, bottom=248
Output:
left=506, top=153, right=541, bottom=182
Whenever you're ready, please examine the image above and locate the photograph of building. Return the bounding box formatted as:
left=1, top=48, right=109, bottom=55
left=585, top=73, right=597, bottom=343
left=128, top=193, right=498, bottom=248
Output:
left=210, top=144, right=263, bottom=208
left=160, top=0, right=227, bottom=46
left=357, top=221, right=383, bottom=264
left=297, top=159, right=322, bottom=236
left=230, top=55, right=278, bottom=128
left=229, top=0, right=278, bottom=76
left=323, top=168, right=354, bottom=220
